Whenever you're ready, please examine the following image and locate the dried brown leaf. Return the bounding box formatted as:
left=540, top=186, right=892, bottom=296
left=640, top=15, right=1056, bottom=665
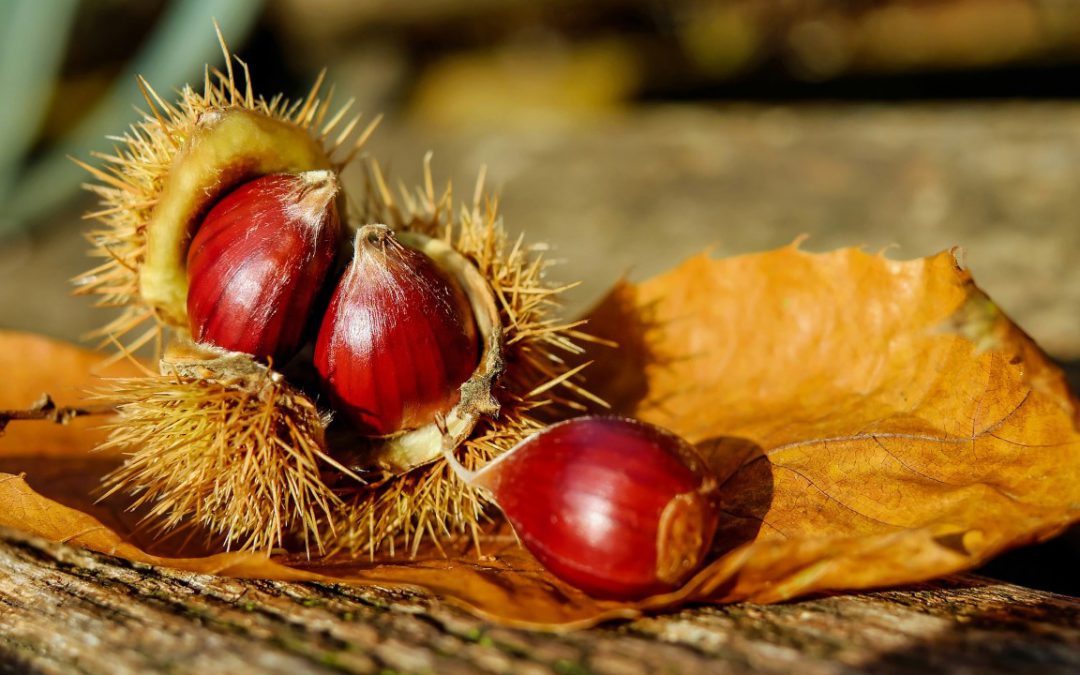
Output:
left=1, top=245, right=1078, bottom=629
left=583, top=245, right=1080, bottom=604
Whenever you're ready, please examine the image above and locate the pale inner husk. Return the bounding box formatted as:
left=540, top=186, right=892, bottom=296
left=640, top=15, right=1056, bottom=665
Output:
left=141, top=108, right=333, bottom=326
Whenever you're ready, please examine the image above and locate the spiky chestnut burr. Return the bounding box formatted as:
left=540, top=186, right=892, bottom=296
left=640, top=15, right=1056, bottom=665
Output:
left=443, top=416, right=720, bottom=600
left=187, top=171, right=341, bottom=362
left=75, top=28, right=601, bottom=558
left=74, top=28, right=377, bottom=353
left=76, top=34, right=377, bottom=554
left=95, top=344, right=358, bottom=554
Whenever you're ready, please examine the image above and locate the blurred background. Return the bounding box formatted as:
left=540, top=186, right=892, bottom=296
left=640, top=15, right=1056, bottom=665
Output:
left=0, top=0, right=1077, bottom=592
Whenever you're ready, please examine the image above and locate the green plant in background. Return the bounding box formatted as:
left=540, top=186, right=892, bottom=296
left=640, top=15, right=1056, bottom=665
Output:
left=0, top=0, right=262, bottom=238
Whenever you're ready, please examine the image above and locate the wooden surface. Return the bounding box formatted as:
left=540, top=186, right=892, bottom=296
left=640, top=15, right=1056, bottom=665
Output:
left=0, top=526, right=1077, bottom=674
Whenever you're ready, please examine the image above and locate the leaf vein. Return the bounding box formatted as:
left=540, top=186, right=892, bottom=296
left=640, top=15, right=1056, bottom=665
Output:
left=775, top=463, right=904, bottom=530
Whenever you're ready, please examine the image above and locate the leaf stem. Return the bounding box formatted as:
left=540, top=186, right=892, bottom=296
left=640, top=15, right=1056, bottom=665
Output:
left=0, top=394, right=114, bottom=434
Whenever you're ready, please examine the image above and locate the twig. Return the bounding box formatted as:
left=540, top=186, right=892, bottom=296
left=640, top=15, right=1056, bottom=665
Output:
left=0, top=394, right=114, bottom=434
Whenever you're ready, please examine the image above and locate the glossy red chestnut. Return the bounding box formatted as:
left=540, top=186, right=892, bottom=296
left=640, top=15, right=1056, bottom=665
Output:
left=186, top=171, right=341, bottom=362
left=314, top=225, right=480, bottom=436
left=446, top=416, right=720, bottom=600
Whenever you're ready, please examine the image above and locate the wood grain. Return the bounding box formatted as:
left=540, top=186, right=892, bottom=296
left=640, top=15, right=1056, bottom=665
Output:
left=0, top=527, right=1076, bottom=674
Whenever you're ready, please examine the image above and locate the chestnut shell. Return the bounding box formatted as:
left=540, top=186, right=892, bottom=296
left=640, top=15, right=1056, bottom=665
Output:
left=314, top=225, right=481, bottom=437
left=473, top=416, right=720, bottom=600
left=186, top=172, right=341, bottom=362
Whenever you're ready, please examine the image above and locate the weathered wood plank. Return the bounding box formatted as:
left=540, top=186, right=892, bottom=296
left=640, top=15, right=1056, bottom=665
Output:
left=0, top=527, right=1076, bottom=674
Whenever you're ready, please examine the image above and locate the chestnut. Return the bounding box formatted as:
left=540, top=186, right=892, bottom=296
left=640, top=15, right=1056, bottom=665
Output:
left=314, top=224, right=481, bottom=437
left=445, top=416, right=721, bottom=600
left=185, top=171, right=341, bottom=362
